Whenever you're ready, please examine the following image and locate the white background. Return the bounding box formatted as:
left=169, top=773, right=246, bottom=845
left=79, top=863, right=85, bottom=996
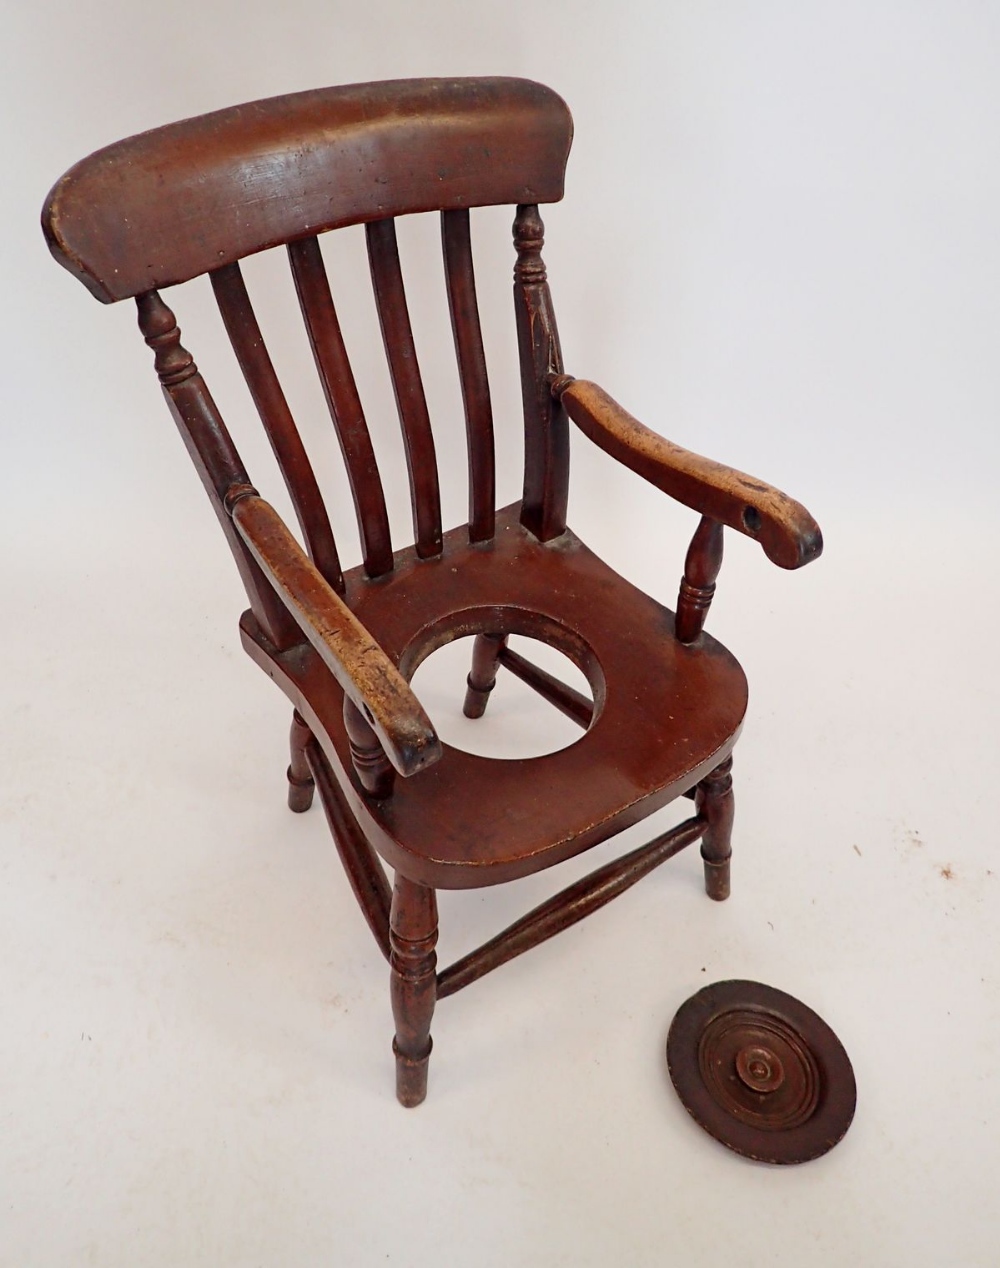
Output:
left=4, top=2, right=999, bottom=1264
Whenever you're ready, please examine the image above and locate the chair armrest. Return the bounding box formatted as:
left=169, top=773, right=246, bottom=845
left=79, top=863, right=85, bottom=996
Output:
left=230, top=493, right=442, bottom=778
left=557, top=378, right=822, bottom=569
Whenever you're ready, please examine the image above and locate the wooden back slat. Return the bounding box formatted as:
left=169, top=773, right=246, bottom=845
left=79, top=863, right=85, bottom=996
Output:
left=366, top=219, right=442, bottom=559
left=441, top=209, right=495, bottom=543
left=211, top=262, right=344, bottom=593
left=288, top=236, right=394, bottom=579
left=43, top=79, right=572, bottom=304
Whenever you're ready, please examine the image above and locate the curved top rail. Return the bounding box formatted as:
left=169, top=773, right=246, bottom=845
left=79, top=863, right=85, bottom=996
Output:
left=43, top=77, right=574, bottom=303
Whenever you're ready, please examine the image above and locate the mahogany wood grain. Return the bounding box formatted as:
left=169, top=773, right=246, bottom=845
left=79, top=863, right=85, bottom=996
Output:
left=211, top=262, right=344, bottom=592
left=288, top=236, right=394, bottom=578
left=366, top=218, right=443, bottom=559
left=441, top=208, right=495, bottom=542
left=514, top=205, right=569, bottom=542
left=43, top=79, right=572, bottom=302
left=557, top=378, right=822, bottom=569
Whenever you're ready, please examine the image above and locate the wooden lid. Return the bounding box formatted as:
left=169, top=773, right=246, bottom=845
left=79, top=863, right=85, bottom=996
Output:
left=667, top=980, right=856, bottom=1163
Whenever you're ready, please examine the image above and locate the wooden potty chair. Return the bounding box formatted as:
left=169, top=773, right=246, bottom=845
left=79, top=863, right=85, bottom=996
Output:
left=43, top=78, right=822, bottom=1105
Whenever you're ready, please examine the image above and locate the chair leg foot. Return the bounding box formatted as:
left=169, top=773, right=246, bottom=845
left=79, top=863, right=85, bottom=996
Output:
left=287, top=710, right=315, bottom=812
left=390, top=875, right=438, bottom=1107
left=702, top=855, right=731, bottom=902
left=393, top=1036, right=433, bottom=1107
left=462, top=633, right=508, bottom=719
left=696, top=756, right=734, bottom=902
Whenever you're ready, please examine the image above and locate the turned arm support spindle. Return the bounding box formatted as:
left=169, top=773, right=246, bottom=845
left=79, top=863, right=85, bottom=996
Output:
left=344, top=697, right=396, bottom=799
left=676, top=516, right=725, bottom=644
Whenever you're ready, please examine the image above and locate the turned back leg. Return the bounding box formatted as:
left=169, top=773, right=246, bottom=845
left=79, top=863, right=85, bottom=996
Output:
left=390, top=875, right=438, bottom=1106
left=287, top=709, right=315, bottom=812
left=696, top=756, right=734, bottom=901
left=463, top=632, right=508, bottom=719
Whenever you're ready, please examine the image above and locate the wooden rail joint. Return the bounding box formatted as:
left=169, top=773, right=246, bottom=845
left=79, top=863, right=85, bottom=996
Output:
left=136, top=290, right=197, bottom=386
left=222, top=482, right=260, bottom=516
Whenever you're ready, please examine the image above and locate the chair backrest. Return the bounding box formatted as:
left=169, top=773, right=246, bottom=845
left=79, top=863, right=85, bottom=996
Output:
left=42, top=78, right=575, bottom=645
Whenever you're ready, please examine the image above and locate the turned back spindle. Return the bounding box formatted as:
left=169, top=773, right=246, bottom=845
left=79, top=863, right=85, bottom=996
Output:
left=134, top=289, right=300, bottom=649
left=513, top=204, right=569, bottom=542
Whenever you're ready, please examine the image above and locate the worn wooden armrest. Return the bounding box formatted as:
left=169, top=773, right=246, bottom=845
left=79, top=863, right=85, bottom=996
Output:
left=230, top=493, right=442, bottom=778
left=556, top=378, right=822, bottom=569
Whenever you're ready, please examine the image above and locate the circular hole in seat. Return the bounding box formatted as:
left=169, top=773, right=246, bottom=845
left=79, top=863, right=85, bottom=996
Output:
left=409, top=633, right=595, bottom=760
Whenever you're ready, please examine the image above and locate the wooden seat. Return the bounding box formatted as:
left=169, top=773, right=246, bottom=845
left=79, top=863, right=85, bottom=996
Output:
left=246, top=500, right=749, bottom=888
left=43, top=78, right=822, bottom=1106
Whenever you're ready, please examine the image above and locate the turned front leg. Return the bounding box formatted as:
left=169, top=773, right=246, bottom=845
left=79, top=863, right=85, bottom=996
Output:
left=696, top=756, right=734, bottom=901
left=286, top=709, right=315, bottom=812
left=390, top=875, right=438, bottom=1107
left=463, top=632, right=508, bottom=719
